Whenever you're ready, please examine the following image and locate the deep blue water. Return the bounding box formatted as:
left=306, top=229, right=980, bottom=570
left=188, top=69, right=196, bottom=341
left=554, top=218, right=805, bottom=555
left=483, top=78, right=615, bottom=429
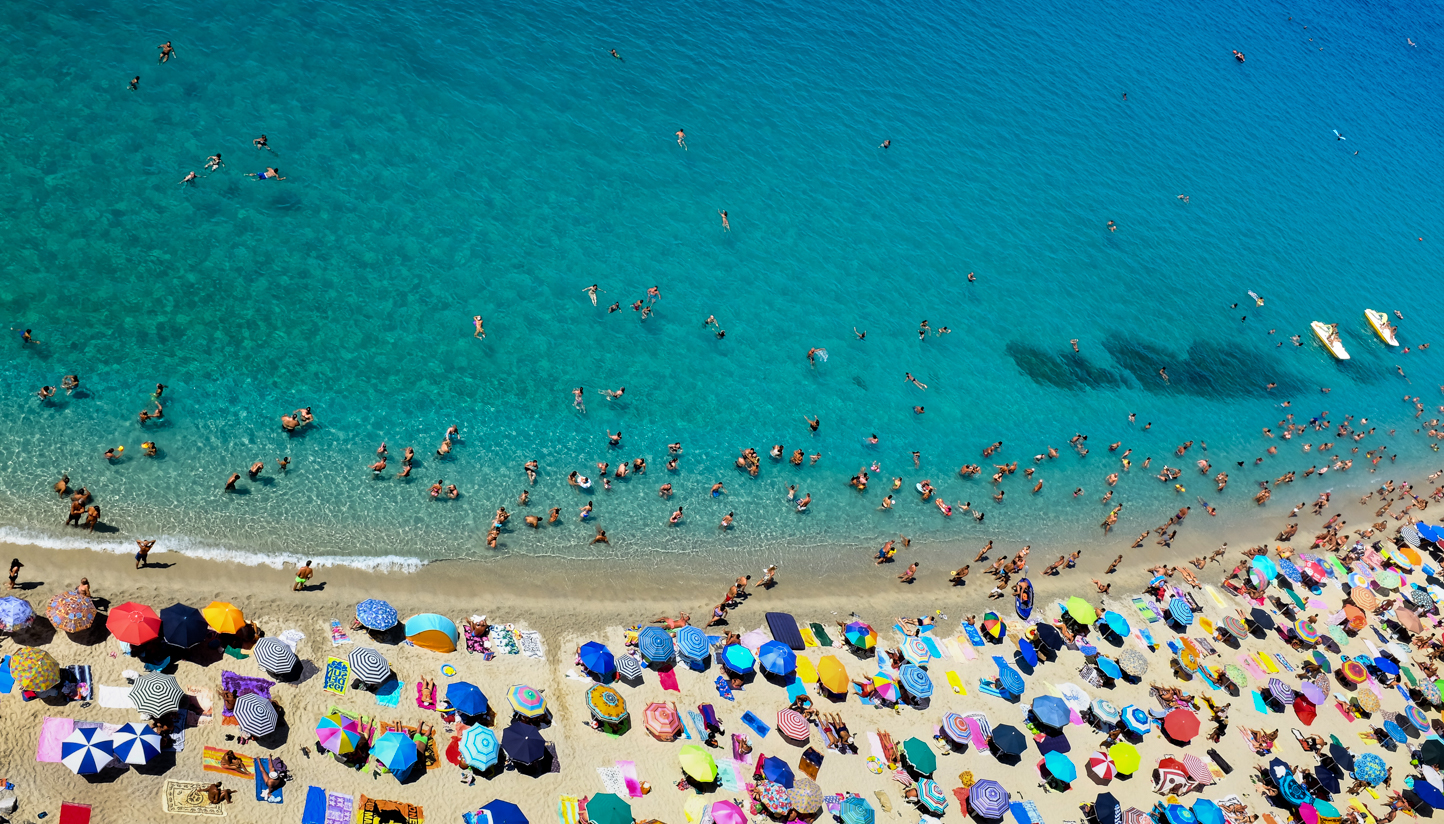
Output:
left=0, top=0, right=1440, bottom=568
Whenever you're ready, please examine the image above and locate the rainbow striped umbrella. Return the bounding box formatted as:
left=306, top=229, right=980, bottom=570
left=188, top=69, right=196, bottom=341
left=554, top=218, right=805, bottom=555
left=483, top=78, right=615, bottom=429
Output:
left=982, top=612, right=1005, bottom=638
left=317, top=712, right=363, bottom=755
left=507, top=684, right=547, bottom=718
left=844, top=621, right=876, bottom=650
left=871, top=675, right=898, bottom=703
left=1295, top=621, right=1321, bottom=644
left=1340, top=661, right=1369, bottom=684
left=901, top=636, right=931, bottom=665
left=1405, top=704, right=1430, bottom=730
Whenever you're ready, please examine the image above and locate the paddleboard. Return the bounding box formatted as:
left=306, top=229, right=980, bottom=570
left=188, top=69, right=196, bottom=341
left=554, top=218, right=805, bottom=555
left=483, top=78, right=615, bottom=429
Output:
left=1311, top=321, right=1350, bottom=360
left=1015, top=578, right=1034, bottom=620
left=1364, top=309, right=1399, bottom=346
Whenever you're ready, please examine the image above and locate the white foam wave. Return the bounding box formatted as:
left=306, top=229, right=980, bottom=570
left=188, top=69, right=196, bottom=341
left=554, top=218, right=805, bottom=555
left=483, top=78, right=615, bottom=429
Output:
left=0, top=526, right=425, bottom=574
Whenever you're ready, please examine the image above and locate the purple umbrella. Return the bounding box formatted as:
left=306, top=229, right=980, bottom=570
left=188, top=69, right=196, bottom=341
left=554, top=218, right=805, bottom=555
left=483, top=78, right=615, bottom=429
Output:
left=1298, top=682, right=1327, bottom=705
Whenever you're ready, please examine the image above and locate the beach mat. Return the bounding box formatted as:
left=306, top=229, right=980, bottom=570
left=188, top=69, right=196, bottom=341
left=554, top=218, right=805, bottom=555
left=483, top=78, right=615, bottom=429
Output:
left=329, top=620, right=352, bottom=646
left=618, top=760, right=644, bottom=798
left=357, top=795, right=423, bottom=824
left=202, top=746, right=255, bottom=778
left=800, top=627, right=821, bottom=647
left=786, top=679, right=809, bottom=703
left=808, top=623, right=834, bottom=647
left=255, top=758, right=283, bottom=804
left=597, top=767, right=627, bottom=796
left=98, top=684, right=135, bottom=709
left=766, top=612, right=806, bottom=651
left=658, top=669, right=680, bottom=692
left=740, top=710, right=770, bottom=738
left=0, top=656, right=13, bottom=693
left=303, top=789, right=353, bottom=824
left=797, top=657, right=818, bottom=683
left=163, top=780, right=227, bottom=817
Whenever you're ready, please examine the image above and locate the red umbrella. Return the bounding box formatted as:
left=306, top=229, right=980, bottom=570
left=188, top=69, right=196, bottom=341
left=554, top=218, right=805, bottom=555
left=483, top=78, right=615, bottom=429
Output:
left=1162, top=709, right=1200, bottom=742
left=1293, top=696, right=1318, bottom=726
left=106, top=602, right=161, bottom=645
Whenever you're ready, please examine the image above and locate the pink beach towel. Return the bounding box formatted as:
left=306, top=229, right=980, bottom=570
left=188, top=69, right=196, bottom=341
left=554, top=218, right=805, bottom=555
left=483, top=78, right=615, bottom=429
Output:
left=658, top=669, right=680, bottom=692
left=38, top=717, right=75, bottom=762
left=953, top=637, right=976, bottom=661
left=618, top=761, right=644, bottom=798
left=1235, top=654, right=1266, bottom=681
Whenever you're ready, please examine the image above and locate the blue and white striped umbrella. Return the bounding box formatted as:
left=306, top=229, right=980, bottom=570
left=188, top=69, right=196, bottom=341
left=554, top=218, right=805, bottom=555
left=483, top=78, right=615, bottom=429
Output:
left=898, top=664, right=933, bottom=698
left=1120, top=704, right=1151, bottom=735
left=676, top=626, right=709, bottom=661
left=615, top=653, right=644, bottom=682
left=1168, top=598, right=1193, bottom=626
left=969, top=779, right=1010, bottom=819
left=995, top=659, right=1025, bottom=695
left=637, top=626, right=675, bottom=665
left=61, top=726, right=114, bottom=774
left=0, top=596, right=34, bottom=631
left=112, top=721, right=162, bottom=765
left=460, top=725, right=499, bottom=769
left=355, top=599, right=398, bottom=631
left=1092, top=699, right=1121, bottom=722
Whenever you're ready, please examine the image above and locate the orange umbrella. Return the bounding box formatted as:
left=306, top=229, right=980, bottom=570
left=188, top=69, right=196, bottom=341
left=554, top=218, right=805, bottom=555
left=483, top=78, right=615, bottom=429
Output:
left=1343, top=605, right=1367, bottom=630
left=201, top=601, right=246, bottom=634
left=817, top=656, right=849, bottom=695
left=1351, top=587, right=1378, bottom=611
left=1399, top=546, right=1423, bottom=567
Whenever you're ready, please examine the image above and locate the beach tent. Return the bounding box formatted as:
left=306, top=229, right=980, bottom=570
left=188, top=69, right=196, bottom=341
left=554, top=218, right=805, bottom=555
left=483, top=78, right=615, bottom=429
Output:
left=404, top=613, right=458, bottom=653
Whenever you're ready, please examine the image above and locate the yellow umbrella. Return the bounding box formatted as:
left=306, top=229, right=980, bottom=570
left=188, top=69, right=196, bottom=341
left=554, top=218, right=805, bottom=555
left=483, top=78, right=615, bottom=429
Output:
left=679, top=744, right=717, bottom=782
left=1177, top=646, right=1199, bottom=672
left=201, top=601, right=246, bottom=634
left=1109, top=741, right=1141, bottom=774
left=11, top=647, right=59, bottom=691
left=817, top=655, right=849, bottom=694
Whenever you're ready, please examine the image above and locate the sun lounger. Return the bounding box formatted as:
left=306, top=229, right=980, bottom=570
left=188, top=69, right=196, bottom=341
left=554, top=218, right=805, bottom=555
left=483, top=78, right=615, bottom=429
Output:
left=766, top=613, right=806, bottom=651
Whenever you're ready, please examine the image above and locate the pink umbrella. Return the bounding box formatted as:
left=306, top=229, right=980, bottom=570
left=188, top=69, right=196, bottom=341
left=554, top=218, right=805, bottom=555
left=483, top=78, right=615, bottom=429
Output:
left=713, top=800, right=748, bottom=824
left=739, top=630, right=769, bottom=652
left=1301, top=805, right=1319, bottom=824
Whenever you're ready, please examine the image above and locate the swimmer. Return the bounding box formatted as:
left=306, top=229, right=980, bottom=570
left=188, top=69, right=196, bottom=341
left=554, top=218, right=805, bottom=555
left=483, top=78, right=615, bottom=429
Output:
left=473, top=316, right=485, bottom=338
left=1177, top=194, right=1188, bottom=203
left=128, top=76, right=139, bottom=90
left=879, top=139, right=890, bottom=149
left=669, top=506, right=684, bottom=525
left=573, top=387, right=586, bottom=412
left=1107, top=220, right=1116, bottom=232
left=179, top=171, right=197, bottom=186
left=1070, top=339, right=1079, bottom=352
left=647, top=285, right=660, bottom=303
left=245, top=167, right=285, bottom=180
left=904, top=372, right=927, bottom=389
left=718, top=210, right=729, bottom=231
left=158, top=41, right=175, bottom=63
left=967, top=272, right=975, bottom=282
left=720, top=512, right=734, bottom=530
left=607, top=302, right=619, bottom=312
left=711, top=482, right=725, bottom=497
left=610, top=48, right=622, bottom=60
left=676, top=129, right=687, bottom=150
left=598, top=387, right=625, bottom=400
left=225, top=472, right=240, bottom=492
left=583, top=284, right=599, bottom=305
left=205, top=153, right=223, bottom=171
left=854, top=327, right=866, bottom=340
left=1159, top=367, right=1169, bottom=383
left=804, top=415, right=819, bottom=433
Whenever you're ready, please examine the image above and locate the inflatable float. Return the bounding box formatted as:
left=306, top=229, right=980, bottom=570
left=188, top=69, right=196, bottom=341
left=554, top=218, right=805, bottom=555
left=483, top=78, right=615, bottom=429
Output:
left=1311, top=321, right=1350, bottom=360
left=1364, top=309, right=1399, bottom=346
left=1015, top=578, right=1033, bottom=620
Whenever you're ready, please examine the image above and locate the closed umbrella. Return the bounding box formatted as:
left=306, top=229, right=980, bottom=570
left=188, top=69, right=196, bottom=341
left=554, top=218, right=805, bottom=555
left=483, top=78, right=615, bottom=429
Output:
left=347, top=647, right=390, bottom=685
left=1109, top=742, right=1141, bottom=774
left=841, top=797, right=875, bottom=824
left=112, top=721, right=162, bottom=765
left=373, top=730, right=420, bottom=777
left=677, top=626, right=709, bottom=661
left=898, top=664, right=933, bottom=698
left=355, top=599, right=398, bottom=630
left=459, top=725, right=499, bottom=769
left=107, top=602, right=161, bottom=645
left=1044, top=750, right=1077, bottom=783
left=1119, top=650, right=1149, bottom=677
left=901, top=637, right=931, bottom=666
left=47, top=590, right=96, bottom=633
left=1121, top=705, right=1151, bottom=735
left=990, top=725, right=1027, bottom=756
left=637, top=627, right=674, bottom=666
left=507, top=684, right=547, bottom=718
left=1017, top=638, right=1039, bottom=667
left=759, top=641, right=797, bottom=676
left=1163, top=709, right=1200, bottom=741
left=615, top=653, right=644, bottom=682
left=761, top=755, right=794, bottom=787
left=61, top=726, right=114, bottom=774
left=587, top=684, right=627, bottom=723
left=969, top=779, right=1011, bottom=818
left=500, top=722, right=547, bottom=765
left=901, top=737, right=937, bottom=774
left=159, top=603, right=207, bottom=648
left=1032, top=695, right=1071, bottom=729
left=917, top=778, right=948, bottom=814
left=1089, top=750, right=1118, bottom=780
left=252, top=637, right=298, bottom=675
left=817, top=656, right=848, bottom=694
left=235, top=693, right=279, bottom=737
left=777, top=708, right=810, bottom=741
left=721, top=644, right=755, bottom=674
left=11, top=647, right=60, bottom=691
left=1065, top=597, right=1098, bottom=625
left=644, top=702, right=682, bottom=741
left=0, top=596, right=33, bottom=631
left=317, top=712, right=363, bottom=756
left=200, top=601, right=245, bottom=634
left=679, top=744, right=717, bottom=782
left=447, top=681, right=489, bottom=717
left=129, top=671, right=183, bottom=718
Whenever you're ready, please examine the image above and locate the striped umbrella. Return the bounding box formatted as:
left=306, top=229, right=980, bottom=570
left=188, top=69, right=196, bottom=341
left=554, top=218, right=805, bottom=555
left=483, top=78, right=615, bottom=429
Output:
left=355, top=599, right=398, bottom=630
left=508, top=684, right=547, bottom=718
left=460, top=725, right=499, bottom=769
left=1121, top=705, right=1151, bottom=735
left=11, top=647, right=59, bottom=691
left=789, top=777, right=823, bottom=815
left=969, top=779, right=1010, bottom=819
left=201, top=601, right=246, bottom=634
left=996, top=660, right=1025, bottom=695
left=982, top=612, right=1006, bottom=638
left=235, top=693, right=278, bottom=737
left=898, top=664, right=933, bottom=698
left=777, top=708, right=810, bottom=741
left=872, top=675, right=898, bottom=703
left=1124, top=810, right=1152, bottom=824
left=1352, top=587, right=1379, bottom=611
left=1340, top=660, right=1369, bottom=684
left=587, top=684, right=628, bottom=723
left=756, top=782, right=792, bottom=815
left=0, top=596, right=33, bottom=631
left=965, top=712, right=993, bottom=740
left=1268, top=678, right=1295, bottom=704
left=615, top=653, right=644, bottom=682
left=941, top=712, right=970, bottom=744
left=317, top=712, right=363, bottom=755
left=1119, top=649, right=1149, bottom=676
left=347, top=647, right=391, bottom=685
left=841, top=797, right=875, bottom=824
left=844, top=621, right=876, bottom=650
left=1401, top=525, right=1422, bottom=548
left=1223, top=616, right=1250, bottom=638
left=1405, top=704, right=1430, bottom=730
left=1089, top=750, right=1117, bottom=780
left=1295, top=621, right=1321, bottom=644
left=112, top=721, right=162, bottom=765
left=129, top=672, right=183, bottom=718
left=1168, top=598, right=1193, bottom=626
left=917, top=778, right=948, bottom=814
left=637, top=627, right=675, bottom=665
left=644, top=702, right=682, bottom=741
left=252, top=637, right=298, bottom=675
left=677, top=626, right=710, bottom=661
left=1093, top=699, right=1121, bottom=723
left=61, top=726, right=114, bottom=774
left=1182, top=754, right=1214, bottom=785
left=901, top=637, right=931, bottom=666
left=47, top=590, right=96, bottom=633
left=106, top=602, right=161, bottom=645
left=373, top=730, right=420, bottom=777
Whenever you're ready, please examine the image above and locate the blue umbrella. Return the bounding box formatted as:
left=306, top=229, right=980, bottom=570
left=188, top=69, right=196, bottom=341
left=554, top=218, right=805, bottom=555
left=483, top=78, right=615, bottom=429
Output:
left=1032, top=695, right=1071, bottom=730
left=721, top=644, right=754, bottom=674
left=761, top=755, right=795, bottom=788
left=1278, top=559, right=1303, bottom=584
left=898, top=664, right=933, bottom=698
left=447, top=681, right=489, bottom=716
left=500, top=722, right=548, bottom=765
left=636, top=627, right=674, bottom=665
left=1382, top=720, right=1408, bottom=744
left=1313, top=765, right=1340, bottom=795
left=482, top=800, right=530, bottom=824
left=996, top=659, right=1025, bottom=695
left=1192, top=801, right=1225, bottom=824
left=1096, top=656, right=1123, bottom=680
left=372, top=731, right=419, bottom=778
left=759, top=641, right=797, bottom=676
left=1168, top=598, right=1193, bottom=626
left=355, top=599, right=398, bottom=631
left=1121, top=705, right=1151, bottom=735
left=1252, top=556, right=1279, bottom=580
left=159, top=603, right=207, bottom=648
left=1165, top=805, right=1197, bottom=824
left=969, top=779, right=1011, bottom=819
left=1374, top=657, right=1401, bottom=676
left=1017, top=639, right=1039, bottom=667
left=676, top=626, right=710, bottom=661
left=1411, top=779, right=1444, bottom=810
left=1044, top=750, right=1077, bottom=783
left=1354, top=753, right=1387, bottom=785
left=841, top=796, right=875, bottom=824
left=460, top=726, right=499, bottom=769
left=1277, top=773, right=1313, bottom=807
left=579, top=642, right=618, bottom=681
left=1102, top=611, right=1130, bottom=637
left=1405, top=704, right=1430, bottom=730
left=0, top=597, right=34, bottom=631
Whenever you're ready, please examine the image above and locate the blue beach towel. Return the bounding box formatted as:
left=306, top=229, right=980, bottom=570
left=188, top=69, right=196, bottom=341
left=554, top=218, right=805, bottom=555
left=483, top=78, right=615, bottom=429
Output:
left=1251, top=691, right=1269, bottom=714
left=302, top=787, right=326, bottom=824
left=0, top=656, right=12, bottom=693
left=851, top=684, right=875, bottom=706
left=964, top=624, right=986, bottom=647
left=921, top=636, right=944, bottom=658
left=977, top=679, right=1005, bottom=699
left=740, top=710, right=770, bottom=738
left=375, top=679, right=403, bottom=708
left=785, top=679, right=808, bottom=703
left=715, top=676, right=735, bottom=701
left=255, top=758, right=283, bottom=803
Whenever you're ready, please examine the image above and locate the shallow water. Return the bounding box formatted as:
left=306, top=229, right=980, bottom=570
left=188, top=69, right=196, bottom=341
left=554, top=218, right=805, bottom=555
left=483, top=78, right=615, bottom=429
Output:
left=0, top=0, right=1440, bottom=569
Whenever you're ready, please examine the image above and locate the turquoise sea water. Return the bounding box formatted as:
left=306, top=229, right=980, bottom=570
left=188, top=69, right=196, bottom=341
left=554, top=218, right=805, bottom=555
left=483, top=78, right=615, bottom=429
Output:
left=0, top=0, right=1440, bottom=569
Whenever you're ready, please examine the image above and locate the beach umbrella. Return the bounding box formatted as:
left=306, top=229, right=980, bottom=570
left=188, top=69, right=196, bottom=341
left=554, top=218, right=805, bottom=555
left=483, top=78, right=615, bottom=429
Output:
left=1065, top=597, right=1097, bottom=625
left=712, top=801, right=748, bottom=824
left=1412, top=781, right=1444, bottom=811
left=1168, top=598, right=1193, bottom=626
left=982, top=612, right=1006, bottom=639
left=1182, top=754, right=1214, bottom=785
left=1032, top=695, right=1071, bottom=730
left=1093, top=699, right=1121, bottom=723
left=843, top=621, right=876, bottom=650
left=1017, top=638, right=1039, bottom=668
left=1376, top=570, right=1402, bottom=590
left=47, top=590, right=96, bottom=633
left=1175, top=645, right=1200, bottom=672
left=459, top=725, right=499, bottom=769
left=917, top=778, right=948, bottom=814
left=1225, top=664, right=1249, bottom=689
left=500, top=722, right=547, bottom=765
left=1119, top=649, right=1149, bottom=677
left=840, top=796, right=875, bottom=824
left=1123, top=810, right=1152, bottom=824
left=1164, top=709, right=1200, bottom=741
left=1096, top=794, right=1122, bottom=824
left=1329, top=742, right=1356, bottom=772
left=942, top=712, right=971, bottom=744
left=637, top=627, right=675, bottom=666
left=721, top=644, right=755, bottom=674
left=871, top=675, right=898, bottom=704
left=587, top=684, right=627, bottom=723
left=1165, top=806, right=1197, bottom=824
left=347, top=646, right=391, bottom=685
left=11, top=646, right=59, bottom=691
left=355, top=599, right=398, bottom=630
left=1313, top=765, right=1341, bottom=796
left=989, top=725, right=1027, bottom=756
left=1035, top=624, right=1064, bottom=651
left=1298, top=681, right=1326, bottom=708
left=111, top=721, right=162, bottom=765
left=969, top=779, right=1011, bottom=819
left=676, top=626, right=709, bottom=661
left=901, top=636, right=931, bottom=666
left=755, top=782, right=791, bottom=815
left=235, top=693, right=278, bottom=737
left=996, top=660, right=1025, bottom=695
left=789, top=777, right=823, bottom=815
left=1097, top=656, right=1124, bottom=680
left=158, top=603, right=206, bottom=648
left=106, top=601, right=161, bottom=645
left=1405, top=704, right=1429, bottom=730
left=507, top=684, right=547, bottom=719
left=1250, top=568, right=1270, bottom=590
left=60, top=726, right=114, bottom=775
left=579, top=642, right=619, bottom=681
left=1102, top=611, right=1131, bottom=637
left=1374, top=656, right=1401, bottom=676
left=1410, top=589, right=1436, bottom=612
left=1278, top=772, right=1313, bottom=807
left=200, top=600, right=245, bottom=634
left=1223, top=616, right=1250, bottom=639
left=588, top=794, right=632, bottom=824
left=483, top=801, right=529, bottom=824
left=777, top=708, right=810, bottom=741
left=760, top=755, right=794, bottom=787
left=1422, top=680, right=1442, bottom=706
left=1295, top=696, right=1319, bottom=726
left=615, top=653, right=644, bottom=682
left=1397, top=607, right=1425, bottom=634
left=1109, top=742, right=1141, bottom=774
left=0, top=596, right=33, bottom=631
left=1340, top=660, right=1368, bottom=684
left=1044, top=750, right=1077, bottom=783
left=901, top=737, right=937, bottom=774
left=1058, top=682, right=1091, bottom=711
left=678, top=744, right=717, bottom=782
left=1279, top=559, right=1303, bottom=584
left=1354, top=753, right=1388, bottom=785
left=1089, top=750, right=1118, bottom=780
left=1295, top=620, right=1322, bottom=644
left=643, top=702, right=682, bottom=741
left=1302, top=559, right=1330, bottom=582
left=1268, top=678, right=1295, bottom=705
left=898, top=663, right=933, bottom=698
left=817, top=656, right=848, bottom=694
left=759, top=640, right=797, bottom=676
left=1352, top=587, right=1379, bottom=611
left=1383, top=720, right=1408, bottom=744
left=129, top=671, right=183, bottom=718
left=404, top=613, right=458, bottom=653
left=317, top=712, right=363, bottom=756
left=373, top=730, right=420, bottom=777
left=447, top=681, right=489, bottom=717
left=252, top=637, right=298, bottom=675
left=1357, top=689, right=1381, bottom=713
left=1121, top=705, right=1151, bottom=735
left=1252, top=556, right=1279, bottom=579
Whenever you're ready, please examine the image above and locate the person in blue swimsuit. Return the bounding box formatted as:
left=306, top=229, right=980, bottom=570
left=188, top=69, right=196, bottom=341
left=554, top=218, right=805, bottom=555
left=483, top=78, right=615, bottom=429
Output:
left=246, top=167, right=285, bottom=180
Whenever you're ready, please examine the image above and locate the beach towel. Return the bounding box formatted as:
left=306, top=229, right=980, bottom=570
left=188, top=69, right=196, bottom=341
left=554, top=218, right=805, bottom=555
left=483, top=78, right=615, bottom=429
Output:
left=800, top=628, right=820, bottom=648
left=716, top=758, right=744, bottom=791
left=1137, top=627, right=1158, bottom=649
left=808, top=623, right=834, bottom=646
left=519, top=631, right=545, bottom=659
left=183, top=685, right=213, bottom=726
left=658, top=669, right=680, bottom=692
left=202, top=746, right=255, bottom=778
left=921, top=636, right=945, bottom=658
left=375, top=679, right=403, bottom=708
left=740, top=710, right=770, bottom=738
left=786, top=679, right=809, bottom=703
left=37, top=716, right=74, bottom=762
left=558, top=796, right=581, bottom=824
left=851, top=683, right=875, bottom=705
left=415, top=681, right=437, bottom=710
left=59, top=802, right=91, bottom=824
left=867, top=731, right=886, bottom=762
left=964, top=624, right=986, bottom=646
left=799, top=747, right=823, bottom=780
left=1256, top=652, right=1279, bottom=674
left=1235, top=654, right=1266, bottom=681
left=98, top=684, right=136, bottom=709
left=1273, top=653, right=1295, bottom=672
left=1251, top=691, right=1270, bottom=713
left=329, top=620, right=351, bottom=646
left=686, top=710, right=708, bottom=741
left=255, top=758, right=284, bottom=804
left=357, top=796, right=423, bottom=824
left=0, top=655, right=11, bottom=693
left=323, top=659, right=349, bottom=695
left=321, top=788, right=354, bottom=824
left=766, top=613, right=806, bottom=650
left=596, top=766, right=627, bottom=796
left=796, top=657, right=818, bottom=683
left=954, top=636, right=977, bottom=660
left=1132, top=597, right=1159, bottom=622
left=163, top=781, right=227, bottom=817
left=615, top=760, right=644, bottom=798
left=714, top=676, right=734, bottom=701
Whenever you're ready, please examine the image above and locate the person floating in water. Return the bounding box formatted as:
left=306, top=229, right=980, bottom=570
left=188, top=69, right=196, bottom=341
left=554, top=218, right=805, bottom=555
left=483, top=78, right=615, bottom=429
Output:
left=158, top=41, right=175, bottom=63
left=610, top=49, right=622, bottom=60
left=253, top=134, right=269, bottom=151
left=473, top=316, right=485, bottom=338
left=206, top=153, right=223, bottom=171
left=1233, top=50, right=1245, bottom=62
left=718, top=210, right=729, bottom=231
left=879, top=139, right=890, bottom=149
left=675, top=129, right=687, bottom=150
left=128, top=76, right=139, bottom=91
left=179, top=171, right=197, bottom=186
left=245, top=167, right=285, bottom=180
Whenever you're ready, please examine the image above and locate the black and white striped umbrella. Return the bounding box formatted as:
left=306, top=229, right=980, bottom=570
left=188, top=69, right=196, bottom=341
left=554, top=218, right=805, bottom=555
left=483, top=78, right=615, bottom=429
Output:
left=129, top=672, right=184, bottom=719
left=1401, top=525, right=1421, bottom=549
left=348, top=646, right=390, bottom=684
left=234, top=693, right=278, bottom=737
left=252, top=638, right=298, bottom=675
left=615, top=653, right=644, bottom=682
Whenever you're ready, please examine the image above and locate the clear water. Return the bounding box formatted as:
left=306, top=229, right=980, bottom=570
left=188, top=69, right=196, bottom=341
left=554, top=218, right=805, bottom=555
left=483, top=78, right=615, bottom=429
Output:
left=0, top=0, right=1440, bottom=569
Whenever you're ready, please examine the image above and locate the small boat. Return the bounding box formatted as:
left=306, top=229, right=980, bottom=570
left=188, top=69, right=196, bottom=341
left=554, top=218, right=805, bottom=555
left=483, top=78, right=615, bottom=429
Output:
left=1015, top=577, right=1034, bottom=620
left=1311, top=321, right=1350, bottom=360
left=1364, top=309, right=1399, bottom=346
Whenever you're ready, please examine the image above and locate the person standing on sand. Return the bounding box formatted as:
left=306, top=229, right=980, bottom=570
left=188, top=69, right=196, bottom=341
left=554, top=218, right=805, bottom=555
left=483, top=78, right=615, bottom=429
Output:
left=293, top=560, right=313, bottom=591
left=8, top=559, right=21, bottom=590
left=135, top=539, right=155, bottom=569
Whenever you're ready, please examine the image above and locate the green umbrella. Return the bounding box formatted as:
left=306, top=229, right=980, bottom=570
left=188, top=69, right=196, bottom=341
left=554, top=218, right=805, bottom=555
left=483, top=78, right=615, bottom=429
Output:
left=900, top=737, right=937, bottom=775
left=588, top=794, right=633, bottom=824
left=1065, top=597, right=1097, bottom=625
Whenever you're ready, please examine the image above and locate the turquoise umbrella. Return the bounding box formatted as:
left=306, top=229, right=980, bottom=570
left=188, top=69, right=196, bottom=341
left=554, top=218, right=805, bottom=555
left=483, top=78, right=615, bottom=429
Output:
left=372, top=730, right=419, bottom=778
left=1044, top=750, right=1077, bottom=783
